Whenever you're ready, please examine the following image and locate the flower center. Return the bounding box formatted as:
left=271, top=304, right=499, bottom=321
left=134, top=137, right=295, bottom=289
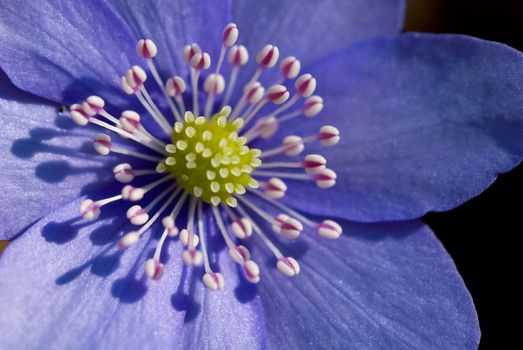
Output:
left=69, top=21, right=343, bottom=292
left=160, top=109, right=261, bottom=207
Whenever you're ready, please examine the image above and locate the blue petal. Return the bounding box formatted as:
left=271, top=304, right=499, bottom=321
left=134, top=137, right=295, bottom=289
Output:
left=0, top=0, right=137, bottom=105
left=231, top=0, right=405, bottom=65
left=108, top=0, right=231, bottom=78
left=256, top=219, right=479, bottom=349
left=278, top=34, right=523, bottom=222
left=0, top=198, right=266, bottom=349
left=0, top=74, right=115, bottom=239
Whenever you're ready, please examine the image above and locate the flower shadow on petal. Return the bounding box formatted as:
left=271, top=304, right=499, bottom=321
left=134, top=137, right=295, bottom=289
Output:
left=171, top=267, right=202, bottom=324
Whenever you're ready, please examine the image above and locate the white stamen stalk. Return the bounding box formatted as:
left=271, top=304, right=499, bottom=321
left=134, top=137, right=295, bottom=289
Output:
left=235, top=204, right=283, bottom=259
left=248, top=189, right=316, bottom=227
left=136, top=185, right=181, bottom=236
left=139, top=86, right=173, bottom=133
left=146, top=59, right=183, bottom=122
left=89, top=118, right=165, bottom=154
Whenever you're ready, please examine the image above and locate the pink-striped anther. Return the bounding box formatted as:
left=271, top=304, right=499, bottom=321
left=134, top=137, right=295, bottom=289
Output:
left=190, top=52, right=211, bottom=70
left=119, top=110, right=141, bottom=133
left=272, top=214, right=289, bottom=234
left=179, top=229, right=200, bottom=247
left=136, top=39, right=158, bottom=59
left=79, top=199, right=100, bottom=220
left=166, top=76, right=186, bottom=97
left=182, top=43, right=201, bottom=63
left=203, top=272, right=225, bottom=291
left=317, top=220, right=342, bottom=239
left=93, top=134, right=112, bottom=155
left=145, top=258, right=165, bottom=280
left=229, top=245, right=251, bottom=264
left=303, top=154, right=326, bottom=174
left=121, top=185, right=145, bottom=201
left=162, top=216, right=179, bottom=237
left=243, top=260, right=260, bottom=283
left=120, top=76, right=136, bottom=95
left=245, top=82, right=265, bottom=104
left=318, top=125, right=340, bottom=146
left=222, top=23, right=239, bottom=47
left=279, top=216, right=303, bottom=239
left=315, top=168, right=337, bottom=188
left=126, top=205, right=149, bottom=225
left=182, top=249, right=203, bottom=266
left=228, top=45, right=249, bottom=66
left=125, top=65, right=147, bottom=89
left=119, top=231, right=140, bottom=248
left=204, top=74, right=225, bottom=95
left=303, top=95, right=323, bottom=117
left=82, top=95, right=105, bottom=116
left=264, top=177, right=287, bottom=199
left=277, top=257, right=300, bottom=277
left=231, top=218, right=253, bottom=239
left=70, top=104, right=90, bottom=126
left=280, top=56, right=301, bottom=80
left=283, top=135, right=304, bottom=156
left=295, top=74, right=316, bottom=97
left=254, top=116, right=279, bottom=139
left=113, top=163, right=134, bottom=183
left=256, top=44, right=279, bottom=68
left=267, top=84, right=289, bottom=104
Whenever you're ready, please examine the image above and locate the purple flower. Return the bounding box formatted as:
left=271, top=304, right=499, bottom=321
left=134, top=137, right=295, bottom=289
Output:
left=0, top=0, right=522, bottom=348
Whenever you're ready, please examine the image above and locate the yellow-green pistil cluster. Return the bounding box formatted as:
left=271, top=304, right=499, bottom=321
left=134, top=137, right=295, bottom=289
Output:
left=162, top=108, right=261, bottom=207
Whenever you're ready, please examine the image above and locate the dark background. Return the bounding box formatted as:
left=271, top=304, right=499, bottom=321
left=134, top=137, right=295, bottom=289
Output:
left=0, top=1, right=520, bottom=348
left=405, top=1, right=522, bottom=348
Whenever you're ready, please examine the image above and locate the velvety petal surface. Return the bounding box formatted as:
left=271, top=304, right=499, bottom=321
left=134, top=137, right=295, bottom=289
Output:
left=108, top=0, right=231, bottom=78
left=279, top=34, right=523, bottom=221
left=256, top=219, right=479, bottom=349
left=0, top=0, right=136, bottom=105
left=0, top=198, right=266, bottom=349
left=0, top=74, right=115, bottom=240
left=231, top=0, right=406, bottom=65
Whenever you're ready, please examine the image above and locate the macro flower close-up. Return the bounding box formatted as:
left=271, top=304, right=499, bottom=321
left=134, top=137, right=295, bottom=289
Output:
left=0, top=0, right=522, bottom=349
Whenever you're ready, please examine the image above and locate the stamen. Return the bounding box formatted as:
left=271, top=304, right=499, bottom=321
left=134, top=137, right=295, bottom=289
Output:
left=229, top=81, right=264, bottom=120
left=253, top=168, right=337, bottom=188
left=119, top=110, right=168, bottom=149
left=121, top=175, right=174, bottom=201
left=260, top=135, right=304, bottom=158
left=262, top=177, right=287, bottom=199
left=278, top=95, right=324, bottom=122
left=113, top=163, right=158, bottom=183
left=256, top=154, right=326, bottom=174
left=72, top=103, right=166, bottom=154
left=280, top=56, right=301, bottom=81
left=203, top=73, right=225, bottom=118
left=221, top=206, right=252, bottom=241
left=235, top=195, right=303, bottom=238
left=166, top=76, right=187, bottom=114
left=189, top=52, right=211, bottom=116
left=121, top=66, right=172, bottom=135
left=236, top=203, right=300, bottom=277
left=146, top=191, right=190, bottom=280
left=261, top=126, right=339, bottom=159
left=199, top=202, right=225, bottom=291
left=93, top=134, right=163, bottom=162
left=214, top=205, right=260, bottom=284
left=124, top=183, right=177, bottom=227
left=222, top=44, right=249, bottom=107
left=249, top=188, right=342, bottom=240
left=242, top=84, right=290, bottom=127
left=137, top=39, right=183, bottom=122
left=181, top=197, right=203, bottom=266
